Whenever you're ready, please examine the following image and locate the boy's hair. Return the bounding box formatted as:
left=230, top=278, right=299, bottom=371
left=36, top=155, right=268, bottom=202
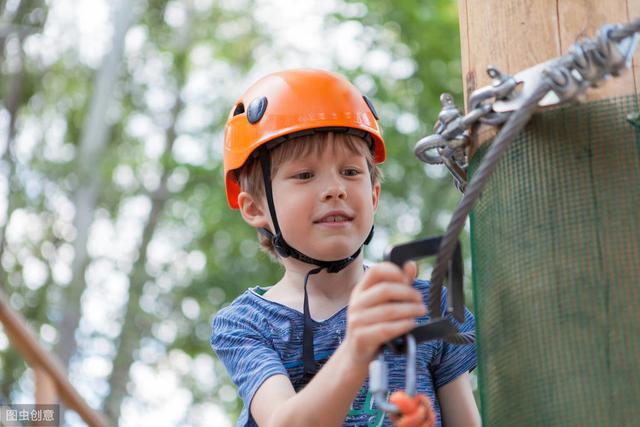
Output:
left=237, top=131, right=383, bottom=258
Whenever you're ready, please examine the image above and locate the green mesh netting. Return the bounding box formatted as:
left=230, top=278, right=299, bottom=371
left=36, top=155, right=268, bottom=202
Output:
left=468, top=94, right=640, bottom=426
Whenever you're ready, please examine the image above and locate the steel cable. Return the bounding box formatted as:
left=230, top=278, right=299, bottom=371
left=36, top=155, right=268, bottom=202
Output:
left=610, top=18, right=640, bottom=42
left=428, top=81, right=554, bottom=325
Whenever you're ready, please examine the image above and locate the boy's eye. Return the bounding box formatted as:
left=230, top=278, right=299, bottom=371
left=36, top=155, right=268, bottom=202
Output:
left=343, top=168, right=361, bottom=176
left=293, top=171, right=313, bottom=180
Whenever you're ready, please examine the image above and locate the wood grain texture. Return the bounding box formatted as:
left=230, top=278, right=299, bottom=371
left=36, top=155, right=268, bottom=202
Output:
left=557, top=0, right=636, bottom=99
left=458, top=0, right=640, bottom=151
left=459, top=0, right=560, bottom=106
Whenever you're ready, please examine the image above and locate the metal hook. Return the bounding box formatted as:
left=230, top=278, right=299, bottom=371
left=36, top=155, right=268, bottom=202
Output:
left=369, top=334, right=417, bottom=415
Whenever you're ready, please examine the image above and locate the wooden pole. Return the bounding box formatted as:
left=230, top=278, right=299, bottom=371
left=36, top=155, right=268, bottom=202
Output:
left=458, top=0, right=639, bottom=152
left=0, top=291, right=108, bottom=427
left=457, top=3, right=640, bottom=426
left=34, top=367, right=58, bottom=404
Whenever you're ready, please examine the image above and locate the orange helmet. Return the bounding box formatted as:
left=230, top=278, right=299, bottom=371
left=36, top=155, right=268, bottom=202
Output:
left=223, top=68, right=386, bottom=209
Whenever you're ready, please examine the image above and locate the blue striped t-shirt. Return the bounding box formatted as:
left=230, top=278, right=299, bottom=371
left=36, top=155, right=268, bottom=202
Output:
left=211, top=279, right=476, bottom=427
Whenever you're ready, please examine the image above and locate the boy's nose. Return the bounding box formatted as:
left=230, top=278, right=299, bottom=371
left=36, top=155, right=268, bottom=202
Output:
left=320, top=179, right=347, bottom=201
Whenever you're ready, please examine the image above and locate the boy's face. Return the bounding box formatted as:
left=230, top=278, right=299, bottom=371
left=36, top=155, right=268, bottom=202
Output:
left=245, top=142, right=380, bottom=262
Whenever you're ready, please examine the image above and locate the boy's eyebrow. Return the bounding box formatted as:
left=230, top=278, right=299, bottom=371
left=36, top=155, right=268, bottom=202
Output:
left=276, top=158, right=313, bottom=171
left=285, top=151, right=365, bottom=165
left=336, top=151, right=368, bottom=162
left=343, top=151, right=367, bottom=159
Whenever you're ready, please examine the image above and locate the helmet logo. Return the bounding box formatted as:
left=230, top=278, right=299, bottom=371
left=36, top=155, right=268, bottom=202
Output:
left=247, top=96, right=268, bottom=124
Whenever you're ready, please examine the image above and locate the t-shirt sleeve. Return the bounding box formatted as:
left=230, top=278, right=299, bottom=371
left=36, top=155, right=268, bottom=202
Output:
left=211, top=306, right=288, bottom=410
left=431, top=287, right=477, bottom=389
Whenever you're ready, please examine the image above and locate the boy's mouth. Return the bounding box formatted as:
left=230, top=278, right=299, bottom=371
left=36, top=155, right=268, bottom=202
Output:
left=314, top=211, right=354, bottom=223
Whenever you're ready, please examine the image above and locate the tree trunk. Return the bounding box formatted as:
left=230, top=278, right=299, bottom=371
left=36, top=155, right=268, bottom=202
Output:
left=0, top=0, right=49, bottom=399
left=0, top=43, right=24, bottom=402
left=54, top=0, right=137, bottom=369
left=0, top=46, right=23, bottom=290
left=104, top=90, right=184, bottom=425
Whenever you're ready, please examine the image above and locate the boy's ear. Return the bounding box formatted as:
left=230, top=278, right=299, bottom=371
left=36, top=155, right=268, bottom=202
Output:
left=372, top=181, right=381, bottom=211
left=238, top=191, right=270, bottom=229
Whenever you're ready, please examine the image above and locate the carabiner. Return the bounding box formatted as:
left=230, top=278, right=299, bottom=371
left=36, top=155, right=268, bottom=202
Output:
left=369, top=334, right=417, bottom=415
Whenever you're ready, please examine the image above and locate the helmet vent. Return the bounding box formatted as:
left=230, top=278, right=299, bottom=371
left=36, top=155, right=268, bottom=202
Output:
left=363, top=95, right=379, bottom=120
left=233, top=103, right=245, bottom=116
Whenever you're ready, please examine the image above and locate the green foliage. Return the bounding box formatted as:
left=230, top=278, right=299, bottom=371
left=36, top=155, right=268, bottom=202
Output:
left=0, top=0, right=473, bottom=423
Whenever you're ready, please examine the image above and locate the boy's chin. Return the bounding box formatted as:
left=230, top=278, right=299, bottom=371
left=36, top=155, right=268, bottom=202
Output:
left=297, top=242, right=362, bottom=263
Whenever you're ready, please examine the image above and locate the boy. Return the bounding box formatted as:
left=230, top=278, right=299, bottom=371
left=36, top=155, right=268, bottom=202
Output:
left=211, top=69, right=479, bottom=427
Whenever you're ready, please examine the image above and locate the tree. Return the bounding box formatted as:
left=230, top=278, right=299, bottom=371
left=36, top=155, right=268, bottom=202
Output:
left=0, top=0, right=49, bottom=401
left=0, top=1, right=469, bottom=424
left=55, top=0, right=138, bottom=379
left=100, top=0, right=271, bottom=423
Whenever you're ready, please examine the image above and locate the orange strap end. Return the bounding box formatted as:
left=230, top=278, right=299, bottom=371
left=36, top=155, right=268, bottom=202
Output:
left=389, top=391, right=436, bottom=427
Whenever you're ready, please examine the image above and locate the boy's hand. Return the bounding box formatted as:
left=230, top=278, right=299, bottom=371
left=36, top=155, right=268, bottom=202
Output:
left=344, top=262, right=425, bottom=366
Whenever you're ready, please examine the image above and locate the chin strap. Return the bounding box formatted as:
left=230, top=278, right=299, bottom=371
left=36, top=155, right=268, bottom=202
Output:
left=258, top=149, right=374, bottom=381
left=301, top=266, right=324, bottom=381
left=257, top=227, right=373, bottom=273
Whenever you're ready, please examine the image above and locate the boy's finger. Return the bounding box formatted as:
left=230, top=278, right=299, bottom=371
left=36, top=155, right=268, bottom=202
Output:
left=350, top=282, right=423, bottom=310
left=355, top=262, right=408, bottom=293
left=403, top=261, right=418, bottom=282
left=349, top=302, right=426, bottom=326
left=356, top=318, right=417, bottom=345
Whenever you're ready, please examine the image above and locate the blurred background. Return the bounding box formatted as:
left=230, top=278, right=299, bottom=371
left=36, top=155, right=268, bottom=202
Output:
left=0, top=0, right=470, bottom=425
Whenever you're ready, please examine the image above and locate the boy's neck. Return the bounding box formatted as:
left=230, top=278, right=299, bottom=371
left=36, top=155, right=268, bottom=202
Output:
left=277, top=255, right=366, bottom=302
